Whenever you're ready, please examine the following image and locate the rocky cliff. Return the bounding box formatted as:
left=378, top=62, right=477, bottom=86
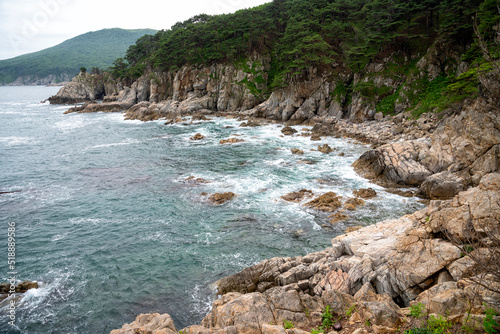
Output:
left=47, top=31, right=500, bottom=334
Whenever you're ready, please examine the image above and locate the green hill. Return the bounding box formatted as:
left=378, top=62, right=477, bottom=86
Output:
left=0, top=28, right=157, bottom=85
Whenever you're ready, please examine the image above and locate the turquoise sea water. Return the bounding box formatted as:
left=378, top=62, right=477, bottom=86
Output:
left=0, top=86, right=424, bottom=333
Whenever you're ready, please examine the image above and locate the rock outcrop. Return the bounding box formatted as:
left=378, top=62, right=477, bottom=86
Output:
left=48, top=72, right=120, bottom=104
left=353, top=99, right=500, bottom=197
left=112, top=173, right=500, bottom=334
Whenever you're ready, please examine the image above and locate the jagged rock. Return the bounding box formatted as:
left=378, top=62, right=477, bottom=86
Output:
left=282, top=126, right=298, bottom=136
left=420, top=171, right=464, bottom=199
left=353, top=188, right=377, bottom=199
left=110, top=313, right=178, bottom=334
left=49, top=72, right=118, bottom=104
left=318, top=144, right=333, bottom=154
left=220, top=138, right=245, bottom=144
left=414, top=282, right=468, bottom=317
left=190, top=133, right=206, bottom=141
left=304, top=192, right=342, bottom=212
left=208, top=192, right=236, bottom=205
left=291, top=149, right=304, bottom=155
left=329, top=212, right=349, bottom=224
left=281, top=190, right=314, bottom=203
left=343, top=198, right=365, bottom=210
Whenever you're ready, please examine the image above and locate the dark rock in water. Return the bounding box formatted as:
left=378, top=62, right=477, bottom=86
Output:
left=329, top=212, right=349, bottom=224
left=281, top=189, right=314, bottom=203
left=281, top=126, right=297, bottom=136
left=184, top=176, right=210, bottom=184
left=353, top=188, right=377, bottom=199
left=304, top=192, right=342, bottom=212
left=208, top=192, right=236, bottom=205
left=240, top=120, right=261, bottom=127
left=343, top=197, right=365, bottom=211
left=290, top=149, right=304, bottom=155
left=190, top=133, right=206, bottom=141
left=0, top=281, right=38, bottom=294
left=318, top=144, right=333, bottom=154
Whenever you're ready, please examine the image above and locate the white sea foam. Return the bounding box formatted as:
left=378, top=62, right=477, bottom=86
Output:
left=0, top=136, right=36, bottom=146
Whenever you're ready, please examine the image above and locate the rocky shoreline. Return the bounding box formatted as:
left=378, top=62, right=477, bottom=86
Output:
left=47, top=54, right=500, bottom=332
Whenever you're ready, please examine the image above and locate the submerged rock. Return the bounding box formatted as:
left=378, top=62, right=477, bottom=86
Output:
left=329, top=212, right=349, bottom=224
left=184, top=176, right=210, bottom=184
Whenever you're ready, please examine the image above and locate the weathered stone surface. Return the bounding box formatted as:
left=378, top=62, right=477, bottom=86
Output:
left=329, top=212, right=349, bottom=224
left=290, top=149, right=304, bottom=155
left=304, top=192, right=342, bottom=212
left=420, top=171, right=464, bottom=199
left=208, top=193, right=236, bottom=205
left=281, top=190, right=314, bottom=203
left=353, top=188, right=377, bottom=199
left=110, top=313, right=178, bottom=334
left=414, top=282, right=468, bottom=316
left=0, top=281, right=38, bottom=294
left=185, top=176, right=211, bottom=184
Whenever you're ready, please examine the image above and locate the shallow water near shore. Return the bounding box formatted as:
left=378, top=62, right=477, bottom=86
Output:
left=0, top=86, right=424, bottom=333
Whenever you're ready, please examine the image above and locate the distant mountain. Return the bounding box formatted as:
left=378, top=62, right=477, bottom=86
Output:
left=0, top=28, right=157, bottom=85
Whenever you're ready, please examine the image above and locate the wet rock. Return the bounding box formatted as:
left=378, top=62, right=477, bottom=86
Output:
left=353, top=188, right=377, bottom=199
left=1, top=281, right=38, bottom=294
left=192, top=114, right=209, bottom=121
left=282, top=126, right=298, bottom=136
left=281, top=189, right=314, bottom=203
left=240, top=120, right=261, bottom=127
left=318, top=144, right=333, bottom=154
left=304, top=192, right=342, bottom=212
left=329, top=212, right=349, bottom=224
left=219, top=138, right=245, bottom=144
left=110, top=313, right=178, bottom=334
left=291, top=149, right=304, bottom=155
left=164, top=116, right=185, bottom=125
left=297, top=160, right=314, bottom=164
left=310, top=135, right=322, bottom=141
left=190, top=133, right=206, bottom=141
left=344, top=197, right=365, bottom=210
left=208, top=192, right=236, bottom=205
left=185, top=176, right=211, bottom=184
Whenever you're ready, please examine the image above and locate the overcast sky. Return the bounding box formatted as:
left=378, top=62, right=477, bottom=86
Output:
left=0, top=0, right=271, bottom=60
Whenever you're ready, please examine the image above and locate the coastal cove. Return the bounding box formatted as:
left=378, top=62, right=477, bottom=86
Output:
left=0, top=86, right=424, bottom=333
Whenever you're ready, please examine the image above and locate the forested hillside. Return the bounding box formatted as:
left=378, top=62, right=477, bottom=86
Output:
left=110, top=0, right=499, bottom=116
left=0, top=28, right=156, bottom=85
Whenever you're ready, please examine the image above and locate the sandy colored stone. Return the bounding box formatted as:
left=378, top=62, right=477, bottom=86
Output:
left=208, top=192, right=236, bottom=205
left=304, top=192, right=342, bottom=212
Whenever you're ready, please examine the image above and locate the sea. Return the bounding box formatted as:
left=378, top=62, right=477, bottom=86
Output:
left=0, top=86, right=424, bottom=333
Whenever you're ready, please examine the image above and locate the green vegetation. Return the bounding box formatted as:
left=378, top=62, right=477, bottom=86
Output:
left=283, top=319, right=294, bottom=329
left=409, top=303, right=426, bottom=319
left=106, top=0, right=498, bottom=116
left=484, top=308, right=499, bottom=334
left=0, top=28, right=156, bottom=84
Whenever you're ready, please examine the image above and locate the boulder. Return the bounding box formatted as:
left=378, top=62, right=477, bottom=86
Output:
left=329, top=212, right=349, bottom=224
left=304, top=192, right=342, bottom=212
left=281, top=190, right=314, bottom=203
left=420, top=171, right=464, bottom=199
left=318, top=144, right=333, bottom=154
left=190, top=133, right=206, bottom=141
left=208, top=193, right=236, bottom=205
left=353, top=188, right=377, bottom=199
left=282, top=126, right=298, bottom=136
left=291, top=149, right=304, bottom=155
left=185, top=176, right=211, bottom=184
